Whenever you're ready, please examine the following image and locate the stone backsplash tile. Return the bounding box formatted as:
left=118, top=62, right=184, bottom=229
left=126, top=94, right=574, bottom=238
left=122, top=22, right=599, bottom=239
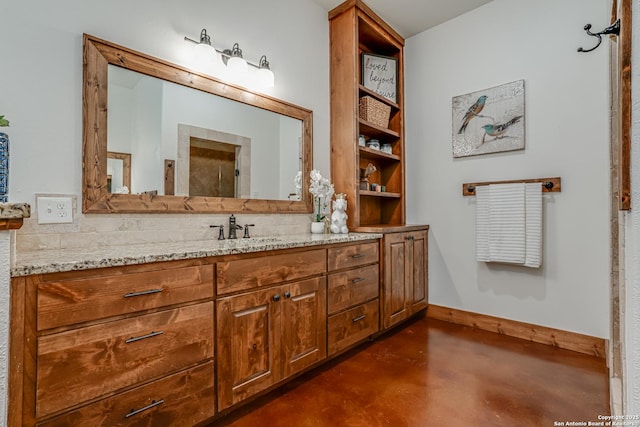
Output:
left=16, top=232, right=62, bottom=252
left=17, top=213, right=313, bottom=252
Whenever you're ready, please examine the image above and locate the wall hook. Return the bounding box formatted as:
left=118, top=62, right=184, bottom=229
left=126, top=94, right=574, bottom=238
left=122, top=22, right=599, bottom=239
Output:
left=578, top=19, right=620, bottom=53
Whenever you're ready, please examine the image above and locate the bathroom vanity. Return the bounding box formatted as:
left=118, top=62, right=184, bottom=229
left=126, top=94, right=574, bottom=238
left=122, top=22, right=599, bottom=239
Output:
left=7, top=233, right=430, bottom=426
left=5, top=11, right=429, bottom=424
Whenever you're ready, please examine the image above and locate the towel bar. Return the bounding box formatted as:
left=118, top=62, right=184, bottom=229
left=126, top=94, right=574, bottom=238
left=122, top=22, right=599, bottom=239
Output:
left=463, top=177, right=561, bottom=196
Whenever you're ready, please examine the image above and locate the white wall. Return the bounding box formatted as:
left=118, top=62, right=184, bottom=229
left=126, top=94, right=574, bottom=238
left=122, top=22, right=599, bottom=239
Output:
left=0, top=0, right=330, bottom=207
left=405, top=0, right=610, bottom=338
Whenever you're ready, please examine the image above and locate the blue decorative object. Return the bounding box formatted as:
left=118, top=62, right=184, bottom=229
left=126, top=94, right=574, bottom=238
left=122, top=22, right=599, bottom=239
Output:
left=0, top=132, right=8, bottom=203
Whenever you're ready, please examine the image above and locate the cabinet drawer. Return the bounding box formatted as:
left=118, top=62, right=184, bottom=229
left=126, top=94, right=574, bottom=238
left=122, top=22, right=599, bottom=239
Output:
left=217, top=249, right=326, bottom=294
left=36, top=302, right=214, bottom=419
left=328, top=264, right=379, bottom=315
left=327, top=242, right=378, bottom=271
left=38, top=264, right=214, bottom=330
left=37, top=361, right=215, bottom=427
left=327, top=299, right=379, bottom=355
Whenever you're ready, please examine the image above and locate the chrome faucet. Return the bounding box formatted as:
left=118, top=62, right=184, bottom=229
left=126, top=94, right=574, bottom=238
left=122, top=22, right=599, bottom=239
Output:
left=228, top=214, right=242, bottom=239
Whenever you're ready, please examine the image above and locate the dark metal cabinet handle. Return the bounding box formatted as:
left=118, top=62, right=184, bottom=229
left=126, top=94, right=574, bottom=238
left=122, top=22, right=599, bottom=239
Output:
left=124, top=289, right=162, bottom=298
left=125, top=399, right=165, bottom=418
left=284, top=292, right=291, bottom=299
left=125, top=331, right=164, bottom=344
left=351, top=253, right=365, bottom=259
left=405, top=236, right=414, bottom=241
left=273, top=294, right=281, bottom=302
left=351, top=278, right=365, bottom=284
left=352, top=315, right=366, bottom=323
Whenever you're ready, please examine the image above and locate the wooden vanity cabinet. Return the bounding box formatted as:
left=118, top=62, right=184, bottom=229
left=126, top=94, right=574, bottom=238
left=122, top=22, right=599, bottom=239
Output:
left=12, top=259, right=216, bottom=427
left=216, top=251, right=328, bottom=411
left=327, top=242, right=380, bottom=355
left=382, top=228, right=428, bottom=329
left=10, top=238, right=383, bottom=426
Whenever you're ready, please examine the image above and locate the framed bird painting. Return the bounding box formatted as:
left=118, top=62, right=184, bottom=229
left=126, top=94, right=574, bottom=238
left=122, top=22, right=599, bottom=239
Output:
left=452, top=79, right=525, bottom=158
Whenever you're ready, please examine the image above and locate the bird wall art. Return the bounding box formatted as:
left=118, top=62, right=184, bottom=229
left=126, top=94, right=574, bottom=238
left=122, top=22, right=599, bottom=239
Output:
left=452, top=80, right=525, bottom=158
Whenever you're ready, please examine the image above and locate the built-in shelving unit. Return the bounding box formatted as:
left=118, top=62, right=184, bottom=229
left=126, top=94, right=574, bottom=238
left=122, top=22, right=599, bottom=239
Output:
left=329, top=0, right=405, bottom=230
left=329, top=0, right=429, bottom=341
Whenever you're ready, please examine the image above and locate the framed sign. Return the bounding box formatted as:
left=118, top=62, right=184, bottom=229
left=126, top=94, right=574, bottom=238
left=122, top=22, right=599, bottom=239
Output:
left=361, top=53, right=397, bottom=103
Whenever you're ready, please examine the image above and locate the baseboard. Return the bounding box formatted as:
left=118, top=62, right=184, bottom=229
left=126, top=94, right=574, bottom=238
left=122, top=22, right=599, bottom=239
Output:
left=427, top=305, right=606, bottom=359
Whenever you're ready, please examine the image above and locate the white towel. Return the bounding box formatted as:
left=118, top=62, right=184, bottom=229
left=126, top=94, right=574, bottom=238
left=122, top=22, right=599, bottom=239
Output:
left=524, top=183, right=542, bottom=268
left=475, top=185, right=490, bottom=262
left=474, top=182, right=543, bottom=268
left=489, top=183, right=526, bottom=264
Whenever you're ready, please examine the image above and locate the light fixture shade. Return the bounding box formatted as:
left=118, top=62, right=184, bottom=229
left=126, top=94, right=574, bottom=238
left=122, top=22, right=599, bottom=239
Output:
left=226, top=43, right=248, bottom=76
left=191, top=29, right=221, bottom=74
left=256, top=56, right=275, bottom=88
left=193, top=42, right=220, bottom=72
left=227, top=56, right=248, bottom=75
left=256, top=68, right=275, bottom=88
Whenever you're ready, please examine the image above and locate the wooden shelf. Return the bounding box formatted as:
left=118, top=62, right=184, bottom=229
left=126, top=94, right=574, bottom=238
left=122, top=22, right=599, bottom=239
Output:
left=359, top=146, right=400, bottom=162
left=359, top=85, right=399, bottom=110
left=359, top=190, right=401, bottom=198
left=358, top=119, right=400, bottom=139
left=353, top=224, right=430, bottom=233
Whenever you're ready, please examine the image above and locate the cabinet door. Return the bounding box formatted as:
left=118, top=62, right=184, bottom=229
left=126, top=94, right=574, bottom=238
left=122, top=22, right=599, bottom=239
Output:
left=409, top=230, right=428, bottom=312
left=216, top=289, right=281, bottom=411
left=281, top=277, right=327, bottom=378
left=383, top=232, right=410, bottom=329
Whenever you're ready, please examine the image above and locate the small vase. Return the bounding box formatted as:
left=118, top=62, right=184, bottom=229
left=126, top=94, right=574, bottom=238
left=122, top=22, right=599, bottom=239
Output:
left=0, top=132, right=8, bottom=203
left=310, top=221, right=325, bottom=234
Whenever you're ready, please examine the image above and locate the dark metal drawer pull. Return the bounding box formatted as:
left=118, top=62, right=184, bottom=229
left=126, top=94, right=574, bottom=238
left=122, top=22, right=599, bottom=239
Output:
left=124, top=289, right=162, bottom=298
left=351, top=253, right=365, bottom=259
left=125, top=399, right=165, bottom=418
left=352, top=315, right=366, bottom=323
left=125, top=331, right=164, bottom=344
left=351, top=278, right=366, bottom=284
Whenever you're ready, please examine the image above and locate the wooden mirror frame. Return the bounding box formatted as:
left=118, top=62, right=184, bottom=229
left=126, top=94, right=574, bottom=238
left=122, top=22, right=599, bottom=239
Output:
left=83, top=34, right=313, bottom=214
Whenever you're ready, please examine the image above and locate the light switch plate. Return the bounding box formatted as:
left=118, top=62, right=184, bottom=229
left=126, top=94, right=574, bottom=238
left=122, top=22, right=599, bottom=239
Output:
left=37, top=196, right=74, bottom=224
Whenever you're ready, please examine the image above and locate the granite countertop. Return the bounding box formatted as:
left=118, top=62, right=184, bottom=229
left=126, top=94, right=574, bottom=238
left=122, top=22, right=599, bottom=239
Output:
left=0, top=203, right=31, bottom=219
left=11, top=232, right=383, bottom=277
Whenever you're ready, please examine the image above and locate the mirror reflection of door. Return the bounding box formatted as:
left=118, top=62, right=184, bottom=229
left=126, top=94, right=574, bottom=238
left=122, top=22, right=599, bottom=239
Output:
left=189, top=137, right=238, bottom=198
left=106, top=151, right=132, bottom=193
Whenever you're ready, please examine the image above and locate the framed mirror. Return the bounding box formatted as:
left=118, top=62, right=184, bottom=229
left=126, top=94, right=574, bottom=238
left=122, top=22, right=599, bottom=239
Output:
left=83, top=34, right=313, bottom=214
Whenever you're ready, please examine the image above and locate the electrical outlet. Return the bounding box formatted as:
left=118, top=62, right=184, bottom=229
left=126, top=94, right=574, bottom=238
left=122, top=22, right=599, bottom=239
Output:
left=37, top=196, right=74, bottom=224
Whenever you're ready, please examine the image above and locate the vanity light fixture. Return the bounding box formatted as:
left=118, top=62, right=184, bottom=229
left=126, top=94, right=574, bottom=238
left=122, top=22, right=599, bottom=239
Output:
left=223, top=43, right=248, bottom=76
left=256, top=55, right=275, bottom=88
left=184, top=29, right=275, bottom=87
left=191, top=29, right=221, bottom=72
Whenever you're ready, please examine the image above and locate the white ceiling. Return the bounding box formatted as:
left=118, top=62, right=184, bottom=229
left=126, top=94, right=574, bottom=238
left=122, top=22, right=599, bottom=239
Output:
left=311, top=0, right=494, bottom=38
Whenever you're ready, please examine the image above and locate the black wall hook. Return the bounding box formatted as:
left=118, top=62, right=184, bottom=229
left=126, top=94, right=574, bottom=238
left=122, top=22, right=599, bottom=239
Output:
left=578, top=19, right=620, bottom=53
